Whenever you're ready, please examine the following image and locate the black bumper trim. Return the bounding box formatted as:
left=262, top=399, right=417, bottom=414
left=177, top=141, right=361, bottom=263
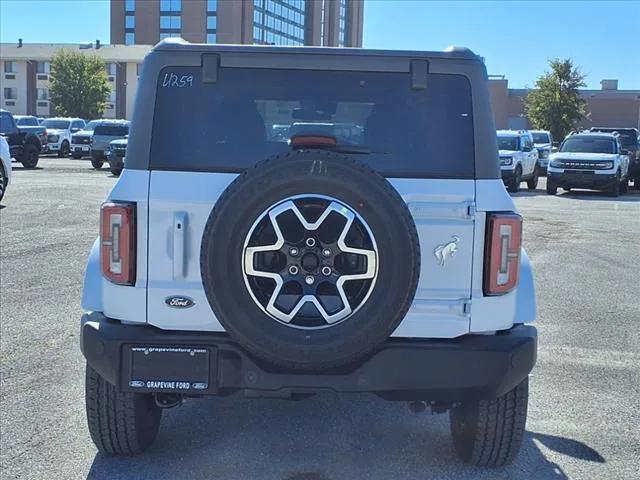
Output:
left=80, top=312, right=537, bottom=401
left=548, top=171, right=616, bottom=188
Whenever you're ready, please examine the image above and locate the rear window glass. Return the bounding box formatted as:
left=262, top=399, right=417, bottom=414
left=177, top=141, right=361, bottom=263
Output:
left=150, top=67, right=475, bottom=178
left=531, top=132, right=549, bottom=144
left=94, top=124, right=128, bottom=136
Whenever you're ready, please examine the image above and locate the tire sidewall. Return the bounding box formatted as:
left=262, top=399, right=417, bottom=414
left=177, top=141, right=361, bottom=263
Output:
left=201, top=152, right=420, bottom=369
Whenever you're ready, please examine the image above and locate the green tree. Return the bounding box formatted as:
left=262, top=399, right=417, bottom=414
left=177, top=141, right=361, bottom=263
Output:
left=49, top=50, right=111, bottom=119
left=524, top=59, right=587, bottom=141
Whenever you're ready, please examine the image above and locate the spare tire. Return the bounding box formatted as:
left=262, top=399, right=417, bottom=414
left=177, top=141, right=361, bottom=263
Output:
left=201, top=150, right=420, bottom=371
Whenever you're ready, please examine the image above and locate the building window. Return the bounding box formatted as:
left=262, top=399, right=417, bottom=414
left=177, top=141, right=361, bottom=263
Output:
left=160, top=15, right=182, bottom=29
left=125, top=0, right=135, bottom=13
left=125, top=15, right=135, bottom=29
left=160, top=0, right=181, bottom=12
left=207, top=33, right=217, bottom=44
left=3, top=88, right=17, bottom=100
left=206, top=16, right=217, bottom=30
left=207, top=0, right=217, bottom=12
left=106, top=63, right=117, bottom=76
left=160, top=32, right=180, bottom=40
left=136, top=63, right=143, bottom=76
left=4, top=61, right=16, bottom=73
left=36, top=61, right=50, bottom=74
left=125, top=33, right=135, bottom=45
left=109, top=91, right=116, bottom=103
left=253, top=0, right=306, bottom=46
left=338, top=0, right=347, bottom=46
left=36, top=88, right=48, bottom=101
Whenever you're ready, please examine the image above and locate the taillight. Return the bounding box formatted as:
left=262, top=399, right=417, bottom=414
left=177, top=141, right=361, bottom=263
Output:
left=100, top=202, right=136, bottom=285
left=484, top=213, right=522, bottom=295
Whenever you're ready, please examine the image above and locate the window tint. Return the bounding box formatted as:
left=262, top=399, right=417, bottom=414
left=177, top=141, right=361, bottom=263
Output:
left=531, top=132, right=549, bottom=144
left=17, top=116, right=39, bottom=126
left=497, top=136, right=518, bottom=151
left=150, top=67, right=475, bottom=178
left=560, top=137, right=616, bottom=154
left=0, top=112, right=16, bottom=133
left=94, top=124, right=129, bottom=136
left=41, top=119, right=70, bottom=129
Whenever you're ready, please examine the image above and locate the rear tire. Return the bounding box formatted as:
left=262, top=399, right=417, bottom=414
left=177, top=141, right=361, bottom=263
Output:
left=526, top=168, right=539, bottom=190
left=0, top=163, right=7, bottom=202
left=91, top=159, right=104, bottom=169
left=620, top=178, right=628, bottom=194
left=72, top=154, right=82, bottom=160
left=608, top=172, right=620, bottom=197
left=507, top=166, right=521, bottom=193
left=58, top=140, right=70, bottom=158
left=85, top=364, right=162, bottom=455
left=110, top=166, right=123, bottom=176
left=450, top=377, right=529, bottom=467
left=20, top=143, right=40, bottom=169
left=546, top=181, right=557, bottom=195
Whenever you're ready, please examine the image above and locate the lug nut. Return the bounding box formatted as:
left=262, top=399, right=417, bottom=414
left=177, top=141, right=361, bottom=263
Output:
left=305, top=275, right=315, bottom=285
left=305, top=238, right=316, bottom=247
left=288, top=265, right=299, bottom=275
left=289, top=247, right=299, bottom=257
left=321, top=266, right=332, bottom=276
left=322, top=248, right=332, bottom=257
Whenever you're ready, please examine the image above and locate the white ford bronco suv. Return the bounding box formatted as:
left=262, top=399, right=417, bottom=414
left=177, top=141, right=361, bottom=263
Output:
left=497, top=130, right=539, bottom=192
left=80, top=41, right=537, bottom=467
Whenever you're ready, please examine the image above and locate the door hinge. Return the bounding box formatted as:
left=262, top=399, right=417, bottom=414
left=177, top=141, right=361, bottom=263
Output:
left=467, top=203, right=476, bottom=218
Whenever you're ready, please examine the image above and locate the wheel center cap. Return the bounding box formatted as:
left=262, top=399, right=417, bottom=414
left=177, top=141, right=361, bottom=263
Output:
left=301, top=252, right=320, bottom=272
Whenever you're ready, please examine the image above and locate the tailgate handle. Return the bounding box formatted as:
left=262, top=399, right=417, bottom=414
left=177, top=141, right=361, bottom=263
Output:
left=173, top=212, right=187, bottom=279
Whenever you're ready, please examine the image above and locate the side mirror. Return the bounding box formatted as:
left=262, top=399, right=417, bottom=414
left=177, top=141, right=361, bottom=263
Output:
left=552, top=146, right=559, bottom=153
left=620, top=149, right=629, bottom=155
left=70, top=127, right=80, bottom=133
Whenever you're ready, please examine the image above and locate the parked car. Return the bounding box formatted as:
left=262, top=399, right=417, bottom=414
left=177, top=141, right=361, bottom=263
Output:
left=80, top=42, right=537, bottom=467
left=14, top=115, right=48, bottom=150
left=106, top=136, right=127, bottom=176
left=0, top=135, right=11, bottom=202
left=497, top=130, right=539, bottom=192
left=530, top=130, right=554, bottom=172
left=89, top=120, right=129, bottom=169
left=0, top=109, right=42, bottom=168
left=41, top=117, right=86, bottom=157
left=71, top=120, right=103, bottom=159
left=547, top=132, right=630, bottom=196
left=590, top=127, right=639, bottom=189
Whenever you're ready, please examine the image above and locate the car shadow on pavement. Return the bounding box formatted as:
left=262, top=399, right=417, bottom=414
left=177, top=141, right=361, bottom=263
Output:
left=85, top=394, right=604, bottom=480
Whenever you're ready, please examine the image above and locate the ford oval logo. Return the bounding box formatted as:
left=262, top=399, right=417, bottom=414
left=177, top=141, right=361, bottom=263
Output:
left=165, top=296, right=195, bottom=309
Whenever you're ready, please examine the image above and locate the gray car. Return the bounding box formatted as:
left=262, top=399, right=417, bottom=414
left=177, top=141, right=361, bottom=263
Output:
left=89, top=120, right=129, bottom=169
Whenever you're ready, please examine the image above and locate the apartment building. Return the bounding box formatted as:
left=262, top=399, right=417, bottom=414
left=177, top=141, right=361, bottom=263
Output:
left=111, top=0, right=364, bottom=47
left=490, top=76, right=640, bottom=130
left=0, top=42, right=148, bottom=119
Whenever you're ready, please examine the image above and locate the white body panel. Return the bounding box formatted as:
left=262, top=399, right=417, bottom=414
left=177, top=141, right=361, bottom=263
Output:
left=0, top=136, right=12, bottom=188
left=548, top=151, right=629, bottom=177
left=81, top=173, right=535, bottom=339
left=499, top=148, right=537, bottom=176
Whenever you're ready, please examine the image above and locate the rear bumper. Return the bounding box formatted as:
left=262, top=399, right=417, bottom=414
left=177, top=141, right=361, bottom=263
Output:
left=80, top=312, right=537, bottom=402
left=548, top=170, right=617, bottom=189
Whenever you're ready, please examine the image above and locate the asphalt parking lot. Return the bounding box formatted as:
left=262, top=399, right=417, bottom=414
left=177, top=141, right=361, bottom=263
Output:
left=1, top=157, right=639, bottom=480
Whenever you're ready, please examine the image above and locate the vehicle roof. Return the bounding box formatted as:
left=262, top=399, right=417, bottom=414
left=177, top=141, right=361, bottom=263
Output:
left=529, top=130, right=550, bottom=134
left=590, top=127, right=638, bottom=132
left=43, top=117, right=84, bottom=121
left=13, top=114, right=37, bottom=118
left=568, top=132, right=618, bottom=140
left=153, top=38, right=481, bottom=61
left=497, top=130, right=529, bottom=137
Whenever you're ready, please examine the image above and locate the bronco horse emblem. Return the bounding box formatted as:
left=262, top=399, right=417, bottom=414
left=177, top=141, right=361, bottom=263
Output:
left=434, top=236, right=460, bottom=266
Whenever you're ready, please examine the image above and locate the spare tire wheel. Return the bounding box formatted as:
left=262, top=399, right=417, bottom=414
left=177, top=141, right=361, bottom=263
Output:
left=201, top=150, right=420, bottom=371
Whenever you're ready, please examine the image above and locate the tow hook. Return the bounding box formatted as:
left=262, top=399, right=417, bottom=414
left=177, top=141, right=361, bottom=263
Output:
left=155, top=393, right=183, bottom=409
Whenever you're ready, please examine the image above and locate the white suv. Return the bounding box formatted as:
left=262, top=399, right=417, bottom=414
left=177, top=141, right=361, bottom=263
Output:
left=79, top=42, right=537, bottom=467
left=497, top=130, right=539, bottom=192
left=547, top=132, right=630, bottom=196
left=41, top=117, right=85, bottom=157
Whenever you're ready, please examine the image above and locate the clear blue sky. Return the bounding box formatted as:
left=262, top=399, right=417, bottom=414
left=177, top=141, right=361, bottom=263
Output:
left=1, top=0, right=638, bottom=89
